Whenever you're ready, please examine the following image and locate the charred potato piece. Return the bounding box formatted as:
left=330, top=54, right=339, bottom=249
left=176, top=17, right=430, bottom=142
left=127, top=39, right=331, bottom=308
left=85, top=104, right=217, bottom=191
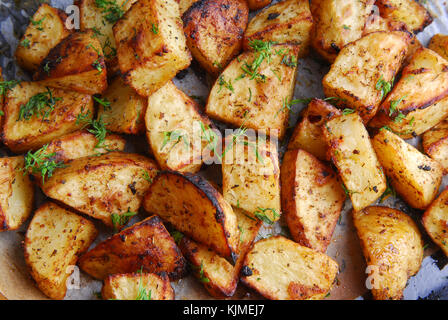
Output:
left=178, top=0, right=198, bottom=14
left=113, top=0, right=191, bottom=97
left=322, top=31, right=409, bottom=122
left=223, top=137, right=281, bottom=222
left=97, top=77, right=146, bottom=135
left=246, top=0, right=271, bottom=11
left=0, top=156, right=34, bottom=231
left=423, top=188, right=448, bottom=257
left=353, top=206, right=423, bottom=300
left=372, top=129, right=442, bottom=210
left=323, top=113, right=386, bottom=211
left=34, top=31, right=107, bottom=95
left=287, top=98, right=341, bottom=160
left=241, top=236, right=339, bottom=300
left=423, top=120, right=448, bottom=174
left=2, top=81, right=94, bottom=153
left=24, top=202, right=97, bottom=299
left=370, top=48, right=448, bottom=138
left=206, top=44, right=299, bottom=140
left=15, top=3, right=71, bottom=72
left=102, top=272, right=174, bottom=300
left=41, top=152, right=158, bottom=228
left=428, top=34, right=448, bottom=60
left=183, top=0, right=249, bottom=76
left=146, top=81, right=215, bottom=173
left=79, top=215, right=186, bottom=280
left=310, top=0, right=374, bottom=63
left=243, top=0, right=312, bottom=58
left=281, top=149, right=345, bottom=252
left=143, top=171, right=239, bottom=259
left=375, top=0, right=432, bottom=34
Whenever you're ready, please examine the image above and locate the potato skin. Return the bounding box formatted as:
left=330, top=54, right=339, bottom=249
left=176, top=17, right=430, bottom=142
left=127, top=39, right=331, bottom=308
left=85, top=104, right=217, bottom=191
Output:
left=79, top=215, right=187, bottom=281
left=423, top=188, right=448, bottom=258
left=143, top=171, right=240, bottom=260
left=2, top=81, right=94, bottom=153
left=241, top=236, right=339, bottom=300
left=372, top=129, right=442, bottom=210
left=15, top=3, right=71, bottom=72
left=246, top=0, right=271, bottom=11
left=353, top=206, right=423, bottom=300
left=102, top=272, right=174, bottom=300
left=423, top=120, right=448, bottom=174
left=183, top=0, right=248, bottom=76
left=281, top=149, right=345, bottom=252
left=24, top=202, right=97, bottom=300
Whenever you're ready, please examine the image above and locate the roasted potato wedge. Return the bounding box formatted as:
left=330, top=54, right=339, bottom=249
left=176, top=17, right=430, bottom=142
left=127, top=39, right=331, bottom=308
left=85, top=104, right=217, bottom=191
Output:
left=223, top=137, right=281, bottom=222
left=178, top=0, right=198, bottom=15
left=281, top=149, right=345, bottom=252
left=310, top=0, right=374, bottom=63
left=15, top=3, right=71, bottom=72
left=428, top=34, right=448, bottom=60
left=183, top=0, right=249, bottom=76
left=97, top=77, right=146, bottom=135
left=353, top=206, right=423, bottom=300
left=34, top=31, right=107, bottom=95
left=423, top=188, right=448, bottom=257
left=206, top=44, right=299, bottom=140
left=146, top=81, right=215, bottom=173
left=143, top=171, right=239, bottom=260
left=241, top=236, right=338, bottom=300
left=323, top=113, right=386, bottom=211
left=287, top=98, right=341, bottom=160
left=102, top=272, right=174, bottom=300
left=243, top=0, right=312, bottom=58
left=41, top=152, right=158, bottom=228
left=375, top=0, right=432, bottom=34
left=0, top=156, right=34, bottom=231
left=79, top=215, right=187, bottom=280
left=113, top=0, right=191, bottom=97
left=322, top=31, right=409, bottom=122
left=2, top=81, right=94, bottom=153
left=372, top=129, right=442, bottom=210
left=369, top=48, right=448, bottom=138
left=24, top=202, right=97, bottom=299
left=246, top=0, right=271, bottom=11
left=423, top=120, right=448, bottom=174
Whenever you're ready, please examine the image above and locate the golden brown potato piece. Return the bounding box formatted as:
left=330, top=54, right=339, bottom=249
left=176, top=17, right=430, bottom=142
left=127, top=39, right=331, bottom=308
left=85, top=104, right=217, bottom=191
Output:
left=15, top=3, right=71, bottom=72
left=372, top=129, right=442, bottom=210
left=353, top=206, right=423, bottom=300
left=310, top=0, right=374, bottom=63
left=241, top=236, right=338, bottom=300
left=243, top=0, right=312, bottom=58
left=41, top=152, right=158, bottom=228
left=376, top=0, right=432, bottom=34
left=102, top=272, right=174, bottom=300
left=281, top=149, right=345, bottom=252
left=287, top=98, right=341, bottom=160
left=34, top=31, right=107, bottom=95
left=423, top=120, right=448, bottom=174
left=428, top=34, right=448, bottom=60
left=370, top=48, right=448, bottom=138
left=323, top=113, right=386, bottom=211
left=146, top=81, right=215, bottom=173
left=24, top=202, right=97, bottom=299
left=79, top=215, right=186, bottom=280
left=2, top=81, right=94, bottom=153
left=183, top=0, right=248, bottom=76
left=97, top=77, right=146, bottom=135
left=423, top=188, right=448, bottom=257
left=223, top=137, right=281, bottom=222
left=0, top=156, right=34, bottom=231
left=246, top=0, right=271, bottom=11
left=113, top=0, right=191, bottom=97
left=143, top=171, right=239, bottom=260
left=206, top=44, right=299, bottom=140
left=178, top=0, right=198, bottom=14
left=322, top=31, right=409, bottom=123
left=179, top=206, right=261, bottom=298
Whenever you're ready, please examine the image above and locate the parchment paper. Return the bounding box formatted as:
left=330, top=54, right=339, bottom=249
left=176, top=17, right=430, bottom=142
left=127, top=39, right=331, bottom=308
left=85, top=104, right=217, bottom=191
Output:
left=0, top=0, right=448, bottom=300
